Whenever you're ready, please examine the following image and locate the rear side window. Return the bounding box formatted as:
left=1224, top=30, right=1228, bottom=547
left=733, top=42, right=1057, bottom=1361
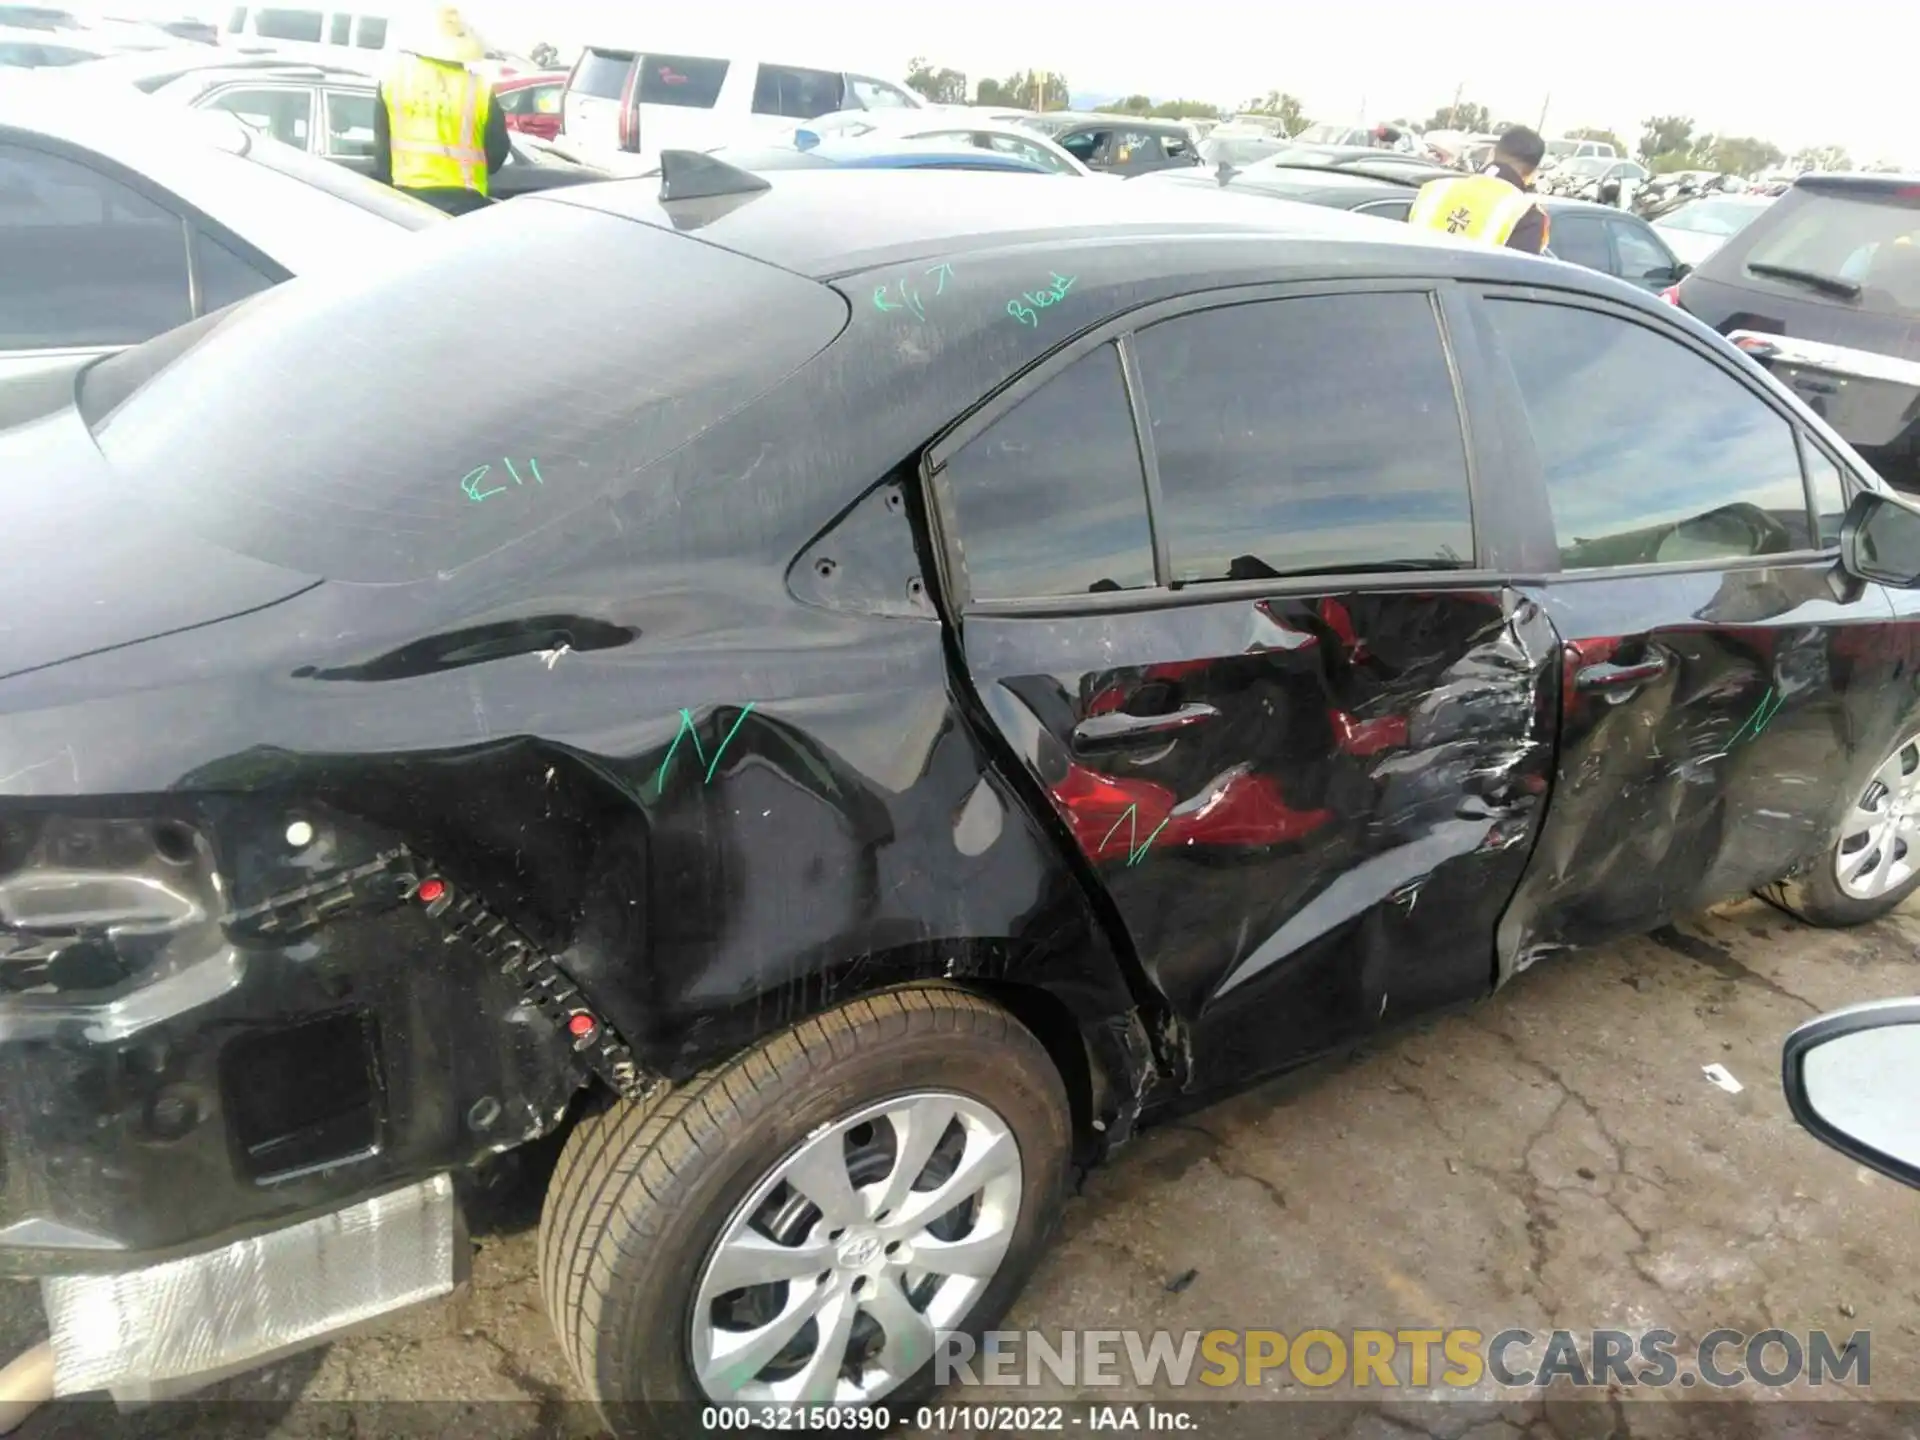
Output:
left=1134, top=291, right=1474, bottom=584
left=570, top=48, right=631, bottom=100
left=640, top=54, right=729, bottom=108
left=1743, top=189, right=1920, bottom=317
left=324, top=90, right=375, bottom=157
left=751, top=63, right=843, bottom=119
left=252, top=7, right=322, bottom=40
left=939, top=345, right=1154, bottom=600
left=208, top=87, right=311, bottom=148
left=226, top=4, right=245, bottom=28
left=1609, top=220, right=1677, bottom=282
left=352, top=14, right=382, bottom=45
left=0, top=143, right=190, bottom=350
left=79, top=204, right=849, bottom=583
left=1483, top=299, right=1814, bottom=568
left=326, top=11, right=346, bottom=42
left=192, top=228, right=277, bottom=313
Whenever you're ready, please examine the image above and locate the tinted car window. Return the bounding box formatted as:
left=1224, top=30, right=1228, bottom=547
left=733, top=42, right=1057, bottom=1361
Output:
left=1056, top=129, right=1104, bottom=164
left=1610, top=220, right=1676, bottom=280
left=1355, top=198, right=1412, bottom=221
left=326, top=11, right=346, bottom=42
left=940, top=345, right=1154, bottom=600
left=324, top=90, right=375, bottom=155
left=639, top=54, right=729, bottom=108
left=751, top=63, right=843, bottom=119
left=1550, top=214, right=1611, bottom=271
left=1484, top=299, right=1813, bottom=567
left=253, top=6, right=321, bottom=40
left=571, top=48, right=631, bottom=100
left=0, top=143, right=189, bottom=349
left=192, top=228, right=277, bottom=312
left=1801, top=440, right=1848, bottom=548
left=227, top=5, right=244, bottom=28
left=209, top=86, right=311, bottom=148
left=1135, top=292, right=1474, bottom=584
left=352, top=14, right=382, bottom=46
left=1742, top=190, right=1920, bottom=318
left=849, top=76, right=914, bottom=109
left=78, top=204, right=849, bottom=583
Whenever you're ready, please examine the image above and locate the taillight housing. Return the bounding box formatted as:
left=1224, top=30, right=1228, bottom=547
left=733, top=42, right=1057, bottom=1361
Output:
left=617, top=59, right=639, bottom=152
left=1658, top=285, right=1681, bottom=305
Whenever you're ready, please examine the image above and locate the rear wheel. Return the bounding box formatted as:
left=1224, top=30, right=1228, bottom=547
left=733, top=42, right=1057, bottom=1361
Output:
left=1767, top=729, right=1920, bottom=927
left=537, top=986, right=1072, bottom=1435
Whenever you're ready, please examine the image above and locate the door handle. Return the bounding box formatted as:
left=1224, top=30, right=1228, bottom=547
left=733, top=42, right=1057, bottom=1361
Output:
left=1072, top=703, right=1219, bottom=752
left=1574, top=653, right=1671, bottom=692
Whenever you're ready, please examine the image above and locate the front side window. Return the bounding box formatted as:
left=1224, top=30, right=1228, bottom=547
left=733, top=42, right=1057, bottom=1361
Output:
left=1134, top=291, right=1474, bottom=584
left=207, top=86, right=311, bottom=148
left=1609, top=220, right=1676, bottom=281
left=326, top=11, right=347, bottom=42
left=1801, top=440, right=1849, bottom=548
left=252, top=6, right=322, bottom=40
left=939, top=344, right=1155, bottom=600
left=751, top=63, right=843, bottom=119
left=352, top=13, right=383, bottom=46
left=1483, top=298, right=1814, bottom=568
left=0, top=143, right=189, bottom=349
left=226, top=4, right=246, bottom=29
left=1549, top=214, right=1610, bottom=271
left=324, top=90, right=375, bottom=157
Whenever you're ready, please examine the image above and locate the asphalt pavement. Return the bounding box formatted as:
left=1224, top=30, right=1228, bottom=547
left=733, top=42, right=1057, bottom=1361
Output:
left=7, top=895, right=1920, bottom=1437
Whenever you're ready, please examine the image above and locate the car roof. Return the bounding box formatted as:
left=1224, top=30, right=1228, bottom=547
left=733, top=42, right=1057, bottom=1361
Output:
left=1796, top=172, right=1920, bottom=195
left=1537, top=195, right=1649, bottom=218
left=539, top=167, right=1568, bottom=281
left=64, top=43, right=377, bottom=86
left=0, top=20, right=100, bottom=42
left=1030, top=111, right=1191, bottom=133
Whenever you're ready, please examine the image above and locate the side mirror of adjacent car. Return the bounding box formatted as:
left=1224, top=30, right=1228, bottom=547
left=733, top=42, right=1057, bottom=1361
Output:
left=1840, top=489, right=1920, bottom=586
left=1782, top=999, right=1920, bottom=1191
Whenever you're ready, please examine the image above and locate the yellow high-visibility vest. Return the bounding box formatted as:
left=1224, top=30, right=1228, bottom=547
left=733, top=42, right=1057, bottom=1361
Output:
left=386, top=54, right=489, bottom=195
left=1407, top=173, right=1537, bottom=247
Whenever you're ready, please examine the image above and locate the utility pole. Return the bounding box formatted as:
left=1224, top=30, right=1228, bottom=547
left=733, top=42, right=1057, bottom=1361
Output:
left=1537, top=91, right=1551, bottom=133
left=1450, top=80, right=1463, bottom=127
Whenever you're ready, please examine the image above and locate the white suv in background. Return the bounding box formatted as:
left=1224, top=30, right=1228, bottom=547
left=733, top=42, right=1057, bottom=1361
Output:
left=559, top=47, right=921, bottom=165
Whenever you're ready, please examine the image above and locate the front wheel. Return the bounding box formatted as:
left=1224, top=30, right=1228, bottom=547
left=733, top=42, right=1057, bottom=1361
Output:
left=1766, top=729, right=1920, bottom=927
left=537, top=986, right=1072, bottom=1435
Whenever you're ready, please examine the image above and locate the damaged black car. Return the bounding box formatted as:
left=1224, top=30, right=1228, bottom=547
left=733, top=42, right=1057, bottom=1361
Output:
left=7, top=157, right=1920, bottom=1434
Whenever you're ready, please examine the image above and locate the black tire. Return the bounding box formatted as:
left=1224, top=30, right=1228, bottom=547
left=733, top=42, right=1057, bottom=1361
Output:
left=537, top=985, right=1072, bottom=1436
left=1765, top=731, right=1920, bottom=927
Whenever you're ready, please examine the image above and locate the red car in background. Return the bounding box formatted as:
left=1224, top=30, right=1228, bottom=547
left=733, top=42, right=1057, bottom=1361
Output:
left=494, top=70, right=566, bottom=141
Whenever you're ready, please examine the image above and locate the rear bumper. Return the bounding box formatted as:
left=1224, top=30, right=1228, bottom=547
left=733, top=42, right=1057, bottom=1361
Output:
left=38, top=1174, right=461, bottom=1400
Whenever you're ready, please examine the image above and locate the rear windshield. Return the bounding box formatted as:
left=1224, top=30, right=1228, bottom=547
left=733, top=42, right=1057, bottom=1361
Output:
left=571, top=48, right=630, bottom=99
left=78, top=202, right=849, bottom=582
left=1743, top=188, right=1920, bottom=317
left=1660, top=197, right=1769, bottom=238
left=253, top=6, right=321, bottom=40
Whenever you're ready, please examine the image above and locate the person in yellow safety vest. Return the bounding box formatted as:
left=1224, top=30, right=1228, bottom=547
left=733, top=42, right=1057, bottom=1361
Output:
left=1407, top=125, right=1551, bottom=255
left=370, top=4, right=508, bottom=215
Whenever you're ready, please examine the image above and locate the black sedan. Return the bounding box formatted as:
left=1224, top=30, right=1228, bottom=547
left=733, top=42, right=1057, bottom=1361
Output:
left=1144, top=162, right=1691, bottom=292
left=5, top=162, right=1919, bottom=1432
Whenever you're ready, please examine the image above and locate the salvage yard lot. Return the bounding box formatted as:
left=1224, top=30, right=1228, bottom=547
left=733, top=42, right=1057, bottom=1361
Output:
left=11, top=898, right=1920, bottom=1436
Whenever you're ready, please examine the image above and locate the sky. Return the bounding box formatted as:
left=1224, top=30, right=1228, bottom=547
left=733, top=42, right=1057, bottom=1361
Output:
left=452, top=0, right=1914, bottom=169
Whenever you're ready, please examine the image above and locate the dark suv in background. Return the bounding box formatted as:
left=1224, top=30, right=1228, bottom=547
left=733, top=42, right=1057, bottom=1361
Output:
left=1673, top=172, right=1920, bottom=492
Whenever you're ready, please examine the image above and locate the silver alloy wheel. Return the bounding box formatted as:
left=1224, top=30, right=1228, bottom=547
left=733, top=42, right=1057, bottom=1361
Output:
left=1834, top=733, right=1920, bottom=899
left=689, top=1090, right=1023, bottom=1405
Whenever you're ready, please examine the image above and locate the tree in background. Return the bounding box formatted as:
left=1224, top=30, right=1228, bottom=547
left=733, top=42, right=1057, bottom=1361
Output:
left=905, top=57, right=969, bottom=105
left=1638, top=115, right=1696, bottom=163
left=1706, top=135, right=1784, bottom=177
left=1425, top=100, right=1490, bottom=132
left=1793, top=144, right=1853, bottom=172
left=529, top=41, right=559, bottom=68
left=1565, top=125, right=1626, bottom=154
left=1240, top=90, right=1307, bottom=134
left=989, top=69, right=1069, bottom=111
left=1101, top=95, right=1221, bottom=120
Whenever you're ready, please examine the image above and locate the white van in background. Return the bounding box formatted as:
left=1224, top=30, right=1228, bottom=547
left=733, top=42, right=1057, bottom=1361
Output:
left=560, top=47, right=921, bottom=165
left=219, top=4, right=396, bottom=60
